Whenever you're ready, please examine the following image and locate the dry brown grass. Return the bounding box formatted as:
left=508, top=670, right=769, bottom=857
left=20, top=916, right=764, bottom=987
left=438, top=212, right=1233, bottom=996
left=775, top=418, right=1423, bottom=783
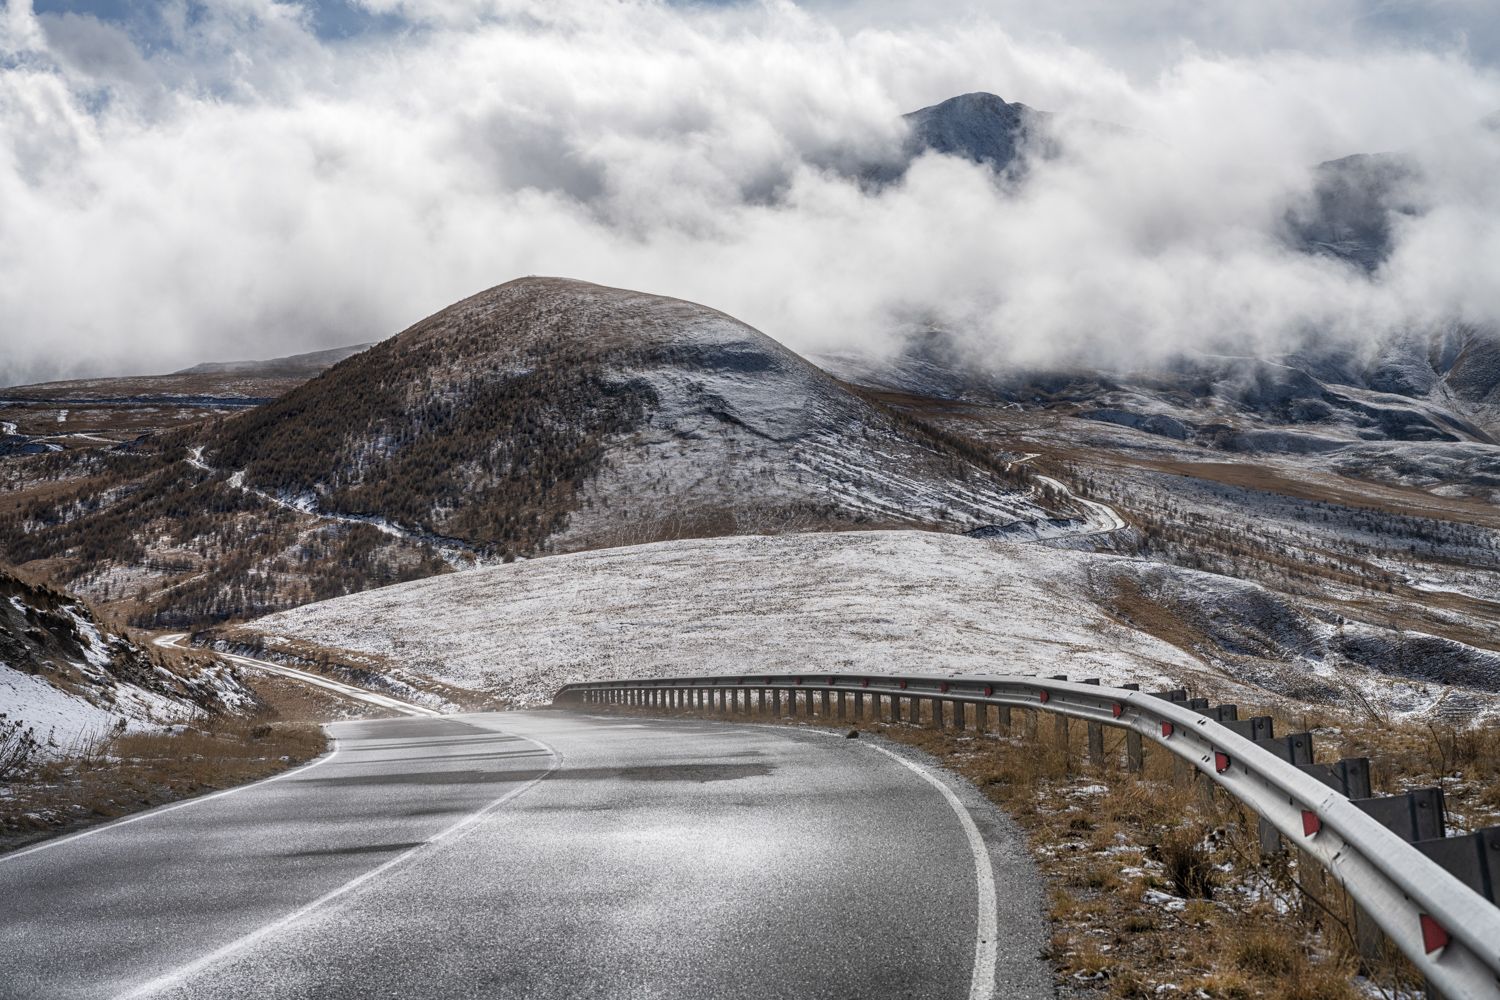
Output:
left=1104, top=576, right=1219, bottom=663
left=0, top=671, right=336, bottom=855
left=1228, top=701, right=1500, bottom=833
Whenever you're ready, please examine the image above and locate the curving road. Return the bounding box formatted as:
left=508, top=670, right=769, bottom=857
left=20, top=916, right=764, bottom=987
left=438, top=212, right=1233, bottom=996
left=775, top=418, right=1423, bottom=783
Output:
left=153, top=633, right=443, bottom=717
left=0, top=711, right=1051, bottom=1000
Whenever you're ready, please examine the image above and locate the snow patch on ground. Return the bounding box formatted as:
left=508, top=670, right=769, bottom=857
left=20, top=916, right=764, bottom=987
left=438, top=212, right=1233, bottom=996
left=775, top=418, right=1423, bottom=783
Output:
left=0, top=663, right=122, bottom=751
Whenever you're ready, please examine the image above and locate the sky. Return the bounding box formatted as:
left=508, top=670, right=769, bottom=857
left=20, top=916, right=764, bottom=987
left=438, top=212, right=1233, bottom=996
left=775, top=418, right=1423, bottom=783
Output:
left=2, top=0, right=1499, bottom=384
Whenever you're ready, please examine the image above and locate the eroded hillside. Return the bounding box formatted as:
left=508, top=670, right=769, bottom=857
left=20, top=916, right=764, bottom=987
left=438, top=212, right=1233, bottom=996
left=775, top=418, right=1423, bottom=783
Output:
left=0, top=568, right=255, bottom=747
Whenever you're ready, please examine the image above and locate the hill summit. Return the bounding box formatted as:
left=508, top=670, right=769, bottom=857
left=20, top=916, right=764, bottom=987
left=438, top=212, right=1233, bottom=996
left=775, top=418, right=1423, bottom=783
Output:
left=204, top=277, right=1053, bottom=556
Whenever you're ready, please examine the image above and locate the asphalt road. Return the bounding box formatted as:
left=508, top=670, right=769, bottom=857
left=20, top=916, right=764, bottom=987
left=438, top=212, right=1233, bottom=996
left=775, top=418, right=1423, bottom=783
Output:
left=0, top=712, right=1051, bottom=1000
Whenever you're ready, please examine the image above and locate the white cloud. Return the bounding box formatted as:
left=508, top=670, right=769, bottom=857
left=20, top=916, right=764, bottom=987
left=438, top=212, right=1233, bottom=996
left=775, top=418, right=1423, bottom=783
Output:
left=1, top=0, right=1498, bottom=384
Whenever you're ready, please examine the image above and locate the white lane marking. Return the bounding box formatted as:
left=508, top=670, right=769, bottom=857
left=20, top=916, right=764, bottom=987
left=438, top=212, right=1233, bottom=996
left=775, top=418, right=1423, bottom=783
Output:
left=666, top=719, right=999, bottom=998
left=0, top=741, right=341, bottom=866
left=110, top=731, right=562, bottom=1000
left=862, top=743, right=999, bottom=1000
left=155, top=633, right=441, bottom=718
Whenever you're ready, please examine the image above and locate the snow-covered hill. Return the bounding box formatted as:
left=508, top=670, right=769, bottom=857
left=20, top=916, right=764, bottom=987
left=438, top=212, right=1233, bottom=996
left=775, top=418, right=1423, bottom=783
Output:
left=241, top=529, right=1499, bottom=719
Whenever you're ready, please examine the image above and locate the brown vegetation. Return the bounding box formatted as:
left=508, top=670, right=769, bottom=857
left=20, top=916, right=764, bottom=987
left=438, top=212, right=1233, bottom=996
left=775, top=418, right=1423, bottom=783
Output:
left=0, top=709, right=326, bottom=855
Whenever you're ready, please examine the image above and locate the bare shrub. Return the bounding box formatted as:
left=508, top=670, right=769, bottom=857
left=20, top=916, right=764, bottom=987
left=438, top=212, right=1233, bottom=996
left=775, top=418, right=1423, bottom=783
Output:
left=1152, top=826, right=1219, bottom=900
left=0, top=713, right=41, bottom=781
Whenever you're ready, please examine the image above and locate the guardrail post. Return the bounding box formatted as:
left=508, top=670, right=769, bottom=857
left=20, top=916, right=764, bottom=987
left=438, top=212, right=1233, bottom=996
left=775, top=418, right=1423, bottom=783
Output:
left=772, top=689, right=782, bottom=717
left=950, top=700, right=964, bottom=730
left=1082, top=679, right=1104, bottom=767
left=891, top=694, right=903, bottom=723
left=996, top=705, right=1011, bottom=736
left=853, top=691, right=864, bottom=720
left=1417, top=826, right=1499, bottom=904
left=1300, top=763, right=1406, bottom=969
left=929, top=697, right=943, bottom=729
left=837, top=691, right=847, bottom=720
left=1087, top=719, right=1105, bottom=768
left=1125, top=729, right=1143, bottom=772
left=820, top=690, right=831, bottom=718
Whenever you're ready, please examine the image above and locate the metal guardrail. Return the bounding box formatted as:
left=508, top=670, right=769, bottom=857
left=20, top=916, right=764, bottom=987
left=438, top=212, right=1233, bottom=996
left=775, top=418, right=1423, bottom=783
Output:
left=553, top=671, right=1500, bottom=999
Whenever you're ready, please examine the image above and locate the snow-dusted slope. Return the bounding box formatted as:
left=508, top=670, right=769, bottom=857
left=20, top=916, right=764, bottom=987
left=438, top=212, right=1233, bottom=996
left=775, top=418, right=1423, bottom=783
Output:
left=0, top=571, right=254, bottom=749
left=244, top=531, right=1214, bottom=707
left=245, top=529, right=1500, bottom=719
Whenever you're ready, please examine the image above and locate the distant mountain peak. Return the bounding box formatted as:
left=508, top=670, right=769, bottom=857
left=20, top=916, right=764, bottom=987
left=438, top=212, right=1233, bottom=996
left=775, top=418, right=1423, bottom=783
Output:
left=901, top=91, right=1047, bottom=172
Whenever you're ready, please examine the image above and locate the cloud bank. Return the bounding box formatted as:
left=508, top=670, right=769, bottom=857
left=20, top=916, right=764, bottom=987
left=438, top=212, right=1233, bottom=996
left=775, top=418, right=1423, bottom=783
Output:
left=2, top=0, right=1499, bottom=384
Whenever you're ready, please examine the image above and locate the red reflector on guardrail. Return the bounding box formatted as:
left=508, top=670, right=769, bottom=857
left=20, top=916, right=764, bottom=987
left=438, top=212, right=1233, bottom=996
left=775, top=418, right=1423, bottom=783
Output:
left=899, top=679, right=908, bottom=689
left=1111, top=703, right=1122, bottom=719
left=1038, top=690, right=1050, bottom=704
left=939, top=681, right=950, bottom=693
left=1214, top=752, right=1231, bottom=773
left=796, top=677, right=803, bottom=685
left=827, top=677, right=835, bottom=685
left=1420, top=914, right=1450, bottom=953
left=1160, top=722, right=1173, bottom=738
left=1302, top=811, right=1321, bottom=836
left=983, top=685, right=993, bottom=697
left=861, top=678, right=870, bottom=687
